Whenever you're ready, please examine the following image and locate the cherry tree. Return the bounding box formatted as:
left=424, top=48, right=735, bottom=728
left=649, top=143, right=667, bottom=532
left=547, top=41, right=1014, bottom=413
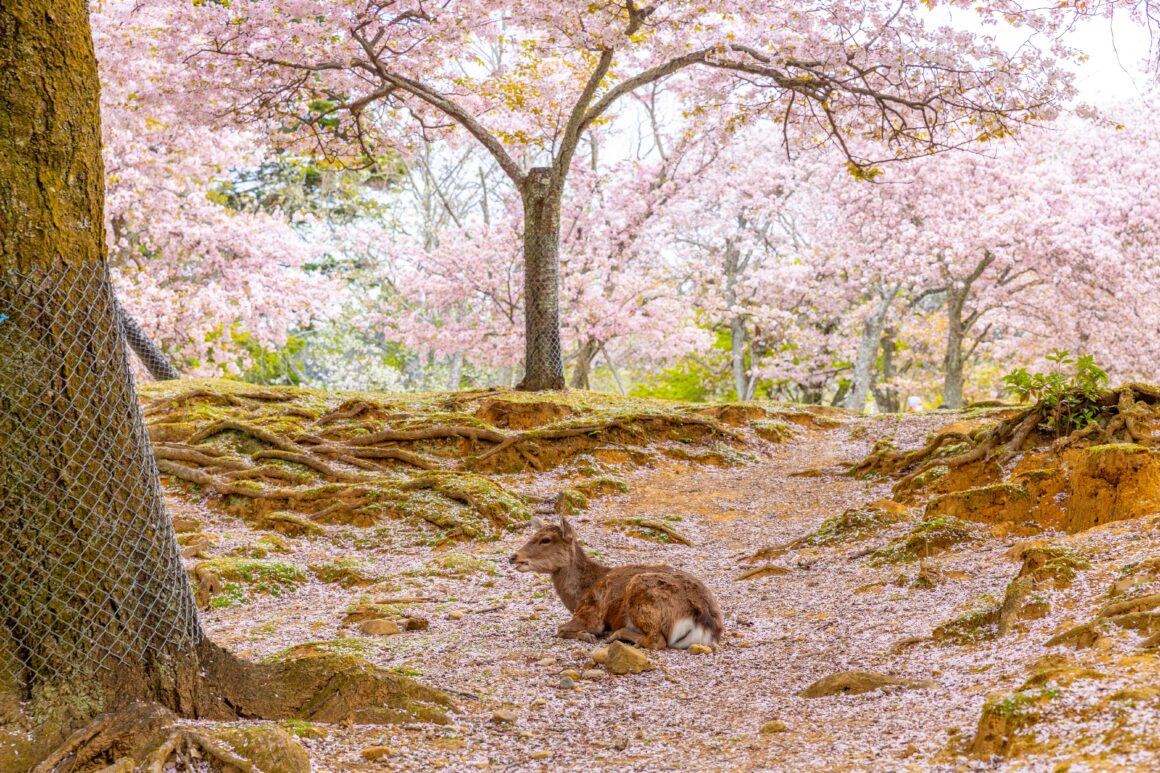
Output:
left=160, top=0, right=1081, bottom=389
left=93, top=3, right=334, bottom=375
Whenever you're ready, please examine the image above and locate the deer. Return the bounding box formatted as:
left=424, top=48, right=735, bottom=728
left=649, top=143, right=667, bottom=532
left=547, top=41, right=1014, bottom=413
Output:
left=509, top=515, right=723, bottom=650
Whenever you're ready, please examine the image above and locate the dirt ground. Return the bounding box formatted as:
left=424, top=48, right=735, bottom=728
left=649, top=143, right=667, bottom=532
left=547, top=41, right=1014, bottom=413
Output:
left=174, top=409, right=1160, bottom=772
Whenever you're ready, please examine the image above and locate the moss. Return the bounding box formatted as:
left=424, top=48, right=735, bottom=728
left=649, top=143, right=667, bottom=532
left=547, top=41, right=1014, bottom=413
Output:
left=934, top=597, right=1001, bottom=643
left=751, top=419, right=793, bottom=443
left=310, top=558, right=380, bottom=588
left=577, top=476, right=630, bottom=497
left=868, top=516, right=977, bottom=564
left=412, top=552, right=498, bottom=578
left=558, top=488, right=589, bottom=515
left=985, top=686, right=1061, bottom=721
left=264, top=637, right=384, bottom=664
left=909, top=464, right=950, bottom=489
left=803, top=506, right=905, bottom=547
left=279, top=718, right=327, bottom=740
left=197, top=558, right=307, bottom=599
left=1087, top=443, right=1150, bottom=456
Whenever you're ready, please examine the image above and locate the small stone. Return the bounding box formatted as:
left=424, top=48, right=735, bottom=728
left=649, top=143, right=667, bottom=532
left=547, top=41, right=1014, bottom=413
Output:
left=562, top=669, right=581, bottom=681
left=361, top=746, right=394, bottom=760
left=447, top=610, right=465, bottom=620
left=531, top=698, right=547, bottom=708
left=359, top=619, right=402, bottom=636
left=536, top=657, right=556, bottom=667
left=689, top=644, right=713, bottom=655
left=590, top=646, right=610, bottom=664
left=612, top=737, right=629, bottom=751
left=760, top=721, right=788, bottom=735
left=581, top=669, right=604, bottom=681
left=491, top=709, right=517, bottom=724
left=558, top=676, right=576, bottom=690
left=402, top=616, right=429, bottom=631
left=531, top=750, right=552, bottom=760
left=603, top=641, right=654, bottom=675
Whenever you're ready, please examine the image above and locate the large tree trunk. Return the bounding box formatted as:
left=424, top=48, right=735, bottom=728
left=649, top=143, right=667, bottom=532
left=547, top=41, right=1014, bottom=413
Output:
left=1, top=5, right=451, bottom=764
left=518, top=168, right=565, bottom=391
left=115, top=298, right=181, bottom=380
left=0, top=0, right=204, bottom=732
left=843, top=286, right=898, bottom=412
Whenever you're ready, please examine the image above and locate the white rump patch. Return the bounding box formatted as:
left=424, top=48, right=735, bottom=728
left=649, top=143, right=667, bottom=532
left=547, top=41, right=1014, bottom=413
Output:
left=666, top=616, right=714, bottom=649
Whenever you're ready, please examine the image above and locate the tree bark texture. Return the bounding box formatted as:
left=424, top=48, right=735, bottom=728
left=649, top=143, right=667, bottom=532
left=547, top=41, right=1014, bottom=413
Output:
left=518, top=168, right=566, bottom=390
left=0, top=0, right=202, bottom=731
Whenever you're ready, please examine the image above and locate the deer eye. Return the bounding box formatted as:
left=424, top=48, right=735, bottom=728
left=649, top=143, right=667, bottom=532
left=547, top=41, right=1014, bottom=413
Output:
left=539, top=537, right=552, bottom=544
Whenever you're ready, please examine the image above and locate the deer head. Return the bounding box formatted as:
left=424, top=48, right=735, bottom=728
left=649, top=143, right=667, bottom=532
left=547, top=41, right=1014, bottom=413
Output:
left=510, top=515, right=576, bottom=573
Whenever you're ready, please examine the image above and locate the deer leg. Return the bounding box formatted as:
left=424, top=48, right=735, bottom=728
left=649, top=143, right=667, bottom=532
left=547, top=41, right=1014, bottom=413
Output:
left=557, top=601, right=605, bottom=641
left=608, top=628, right=643, bottom=645
left=622, top=584, right=670, bottom=650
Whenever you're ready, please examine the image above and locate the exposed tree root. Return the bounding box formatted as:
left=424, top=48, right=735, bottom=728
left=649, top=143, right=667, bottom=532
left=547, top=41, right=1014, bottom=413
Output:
left=27, top=638, right=455, bottom=773
left=853, top=386, right=1160, bottom=495
left=605, top=517, right=694, bottom=546
left=141, top=381, right=752, bottom=539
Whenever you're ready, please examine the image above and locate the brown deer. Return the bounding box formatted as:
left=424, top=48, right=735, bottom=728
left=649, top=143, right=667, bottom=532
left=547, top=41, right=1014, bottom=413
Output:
left=510, top=516, right=723, bottom=649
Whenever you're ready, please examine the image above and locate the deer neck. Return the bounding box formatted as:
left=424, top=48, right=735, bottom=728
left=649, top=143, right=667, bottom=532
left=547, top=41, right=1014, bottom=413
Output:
left=551, top=544, right=608, bottom=612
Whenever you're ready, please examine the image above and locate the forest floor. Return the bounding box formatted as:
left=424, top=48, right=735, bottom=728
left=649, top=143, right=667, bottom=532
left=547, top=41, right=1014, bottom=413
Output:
left=150, top=382, right=1160, bottom=772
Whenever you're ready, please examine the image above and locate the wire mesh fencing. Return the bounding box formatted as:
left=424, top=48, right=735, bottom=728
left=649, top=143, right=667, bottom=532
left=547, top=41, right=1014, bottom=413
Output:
left=0, top=260, right=202, bottom=688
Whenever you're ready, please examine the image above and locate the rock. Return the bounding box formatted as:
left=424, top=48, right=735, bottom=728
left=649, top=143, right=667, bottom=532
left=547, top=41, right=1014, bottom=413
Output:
left=536, top=657, right=556, bottom=667
left=448, top=610, right=466, bottom=620
left=491, top=709, right=517, bottom=724
left=689, top=644, right=713, bottom=655
left=361, top=746, right=394, bottom=761
left=360, top=619, right=402, bottom=636
left=562, top=669, right=581, bottom=680
left=603, top=641, right=654, bottom=675
left=531, top=750, right=552, bottom=760
left=402, top=616, right=429, bottom=631
left=531, top=698, right=547, bottom=708
left=590, top=646, right=610, bottom=665
left=558, top=676, right=576, bottom=690
left=799, top=670, right=934, bottom=698
left=581, top=669, right=604, bottom=681
left=760, top=720, right=788, bottom=734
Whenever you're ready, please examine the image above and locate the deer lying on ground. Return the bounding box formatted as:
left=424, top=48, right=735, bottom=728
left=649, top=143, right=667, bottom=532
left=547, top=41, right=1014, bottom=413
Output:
left=510, top=516, right=723, bottom=649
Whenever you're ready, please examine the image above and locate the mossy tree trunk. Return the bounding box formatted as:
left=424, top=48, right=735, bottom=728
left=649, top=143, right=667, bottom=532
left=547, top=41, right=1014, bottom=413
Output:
left=0, top=0, right=212, bottom=735
left=2, top=9, right=451, bottom=766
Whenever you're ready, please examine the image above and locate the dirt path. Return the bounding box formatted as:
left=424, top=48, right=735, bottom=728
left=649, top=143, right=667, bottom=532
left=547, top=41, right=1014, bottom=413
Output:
left=181, top=414, right=1160, bottom=772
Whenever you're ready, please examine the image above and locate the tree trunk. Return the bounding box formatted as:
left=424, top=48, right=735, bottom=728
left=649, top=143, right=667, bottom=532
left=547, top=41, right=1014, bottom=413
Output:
left=1, top=5, right=452, bottom=762
left=873, top=325, right=901, bottom=413
left=570, top=338, right=598, bottom=390
left=517, top=168, right=565, bottom=390
left=446, top=351, right=463, bottom=391
left=943, top=290, right=967, bottom=409
left=115, top=298, right=181, bottom=380
left=0, top=0, right=205, bottom=732
left=843, top=286, right=898, bottom=412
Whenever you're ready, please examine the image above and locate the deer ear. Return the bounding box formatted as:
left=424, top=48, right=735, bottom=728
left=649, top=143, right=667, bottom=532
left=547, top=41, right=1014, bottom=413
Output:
left=559, top=515, right=575, bottom=541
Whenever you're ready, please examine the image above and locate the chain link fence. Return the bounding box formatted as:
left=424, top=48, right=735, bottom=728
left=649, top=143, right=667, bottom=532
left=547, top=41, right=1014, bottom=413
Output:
left=0, top=261, right=202, bottom=688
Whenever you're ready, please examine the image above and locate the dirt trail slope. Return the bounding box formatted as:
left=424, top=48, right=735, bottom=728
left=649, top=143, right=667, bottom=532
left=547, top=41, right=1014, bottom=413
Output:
left=170, top=404, right=1160, bottom=772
